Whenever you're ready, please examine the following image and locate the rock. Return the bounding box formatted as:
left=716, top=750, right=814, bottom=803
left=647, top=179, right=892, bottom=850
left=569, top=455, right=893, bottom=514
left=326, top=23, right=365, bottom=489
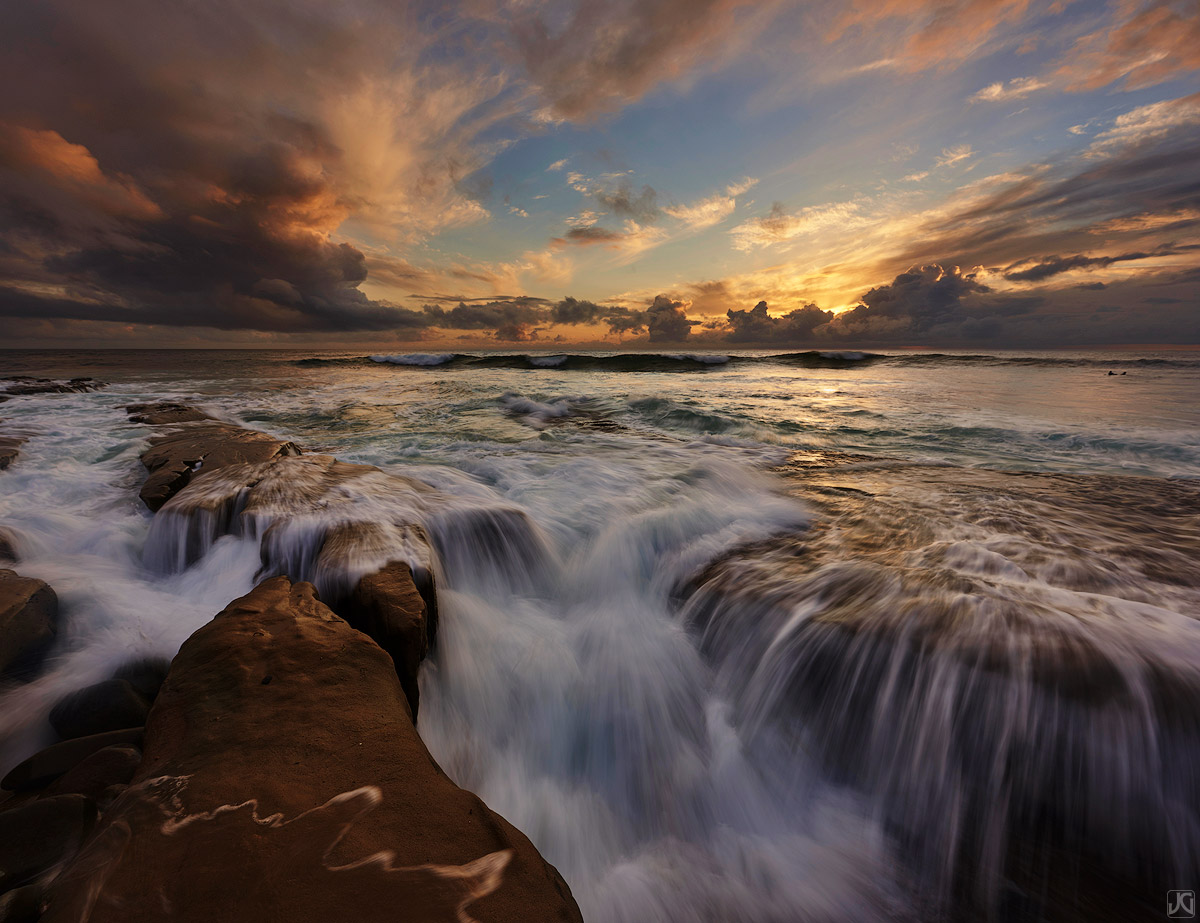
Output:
left=43, top=577, right=581, bottom=923
left=0, top=529, right=18, bottom=562
left=138, top=423, right=302, bottom=511
left=125, top=402, right=214, bottom=425
left=0, top=378, right=104, bottom=396
left=0, top=569, right=58, bottom=680
left=48, top=680, right=150, bottom=741
left=0, top=794, right=98, bottom=894
left=1, top=729, right=145, bottom=792
left=42, top=746, right=141, bottom=801
left=110, top=656, right=170, bottom=701
left=0, top=437, right=25, bottom=472
left=0, top=883, right=43, bottom=923
left=342, top=560, right=433, bottom=720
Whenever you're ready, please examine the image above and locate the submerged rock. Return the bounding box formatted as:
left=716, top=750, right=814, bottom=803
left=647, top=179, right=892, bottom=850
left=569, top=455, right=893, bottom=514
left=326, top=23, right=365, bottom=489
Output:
left=42, top=746, right=142, bottom=802
left=0, top=883, right=43, bottom=923
left=126, top=401, right=214, bottom=425
left=0, top=794, right=98, bottom=894
left=0, top=530, right=19, bottom=563
left=138, top=423, right=302, bottom=511
left=0, top=437, right=25, bottom=472
left=1, top=729, right=145, bottom=793
left=0, top=378, right=105, bottom=397
left=42, top=577, right=581, bottom=923
left=0, top=569, right=58, bottom=680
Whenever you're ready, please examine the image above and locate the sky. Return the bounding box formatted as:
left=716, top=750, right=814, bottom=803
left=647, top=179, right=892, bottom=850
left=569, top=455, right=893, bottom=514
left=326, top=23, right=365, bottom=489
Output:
left=1, top=0, right=1198, bottom=349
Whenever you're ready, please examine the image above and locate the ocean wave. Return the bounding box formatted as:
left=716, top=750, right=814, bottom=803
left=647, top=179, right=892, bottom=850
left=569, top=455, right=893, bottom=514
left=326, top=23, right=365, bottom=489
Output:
left=370, top=353, right=458, bottom=366
left=291, top=350, right=1200, bottom=372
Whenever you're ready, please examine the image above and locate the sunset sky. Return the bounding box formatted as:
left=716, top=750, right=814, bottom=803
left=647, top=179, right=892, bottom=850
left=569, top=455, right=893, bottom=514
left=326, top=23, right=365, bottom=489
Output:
left=2, top=0, right=1198, bottom=348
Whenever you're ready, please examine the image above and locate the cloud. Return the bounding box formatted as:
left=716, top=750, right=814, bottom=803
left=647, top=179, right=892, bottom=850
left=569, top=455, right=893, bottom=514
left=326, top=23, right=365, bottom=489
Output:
left=725, top=176, right=760, bottom=196
left=717, top=299, right=834, bottom=343
left=1057, top=1, right=1200, bottom=92
left=510, top=0, right=785, bottom=121
left=936, top=145, right=975, bottom=167
left=1003, top=250, right=1164, bottom=282
left=645, top=294, right=695, bottom=342
left=546, top=159, right=568, bottom=172
left=663, top=194, right=737, bottom=230
left=731, top=200, right=868, bottom=251
left=559, top=225, right=625, bottom=245
left=970, top=76, right=1048, bottom=103
left=594, top=181, right=660, bottom=223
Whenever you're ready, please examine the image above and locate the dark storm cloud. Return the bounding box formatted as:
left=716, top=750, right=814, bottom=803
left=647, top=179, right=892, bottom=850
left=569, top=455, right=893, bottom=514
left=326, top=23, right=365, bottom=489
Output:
left=645, top=294, right=696, bottom=342
left=0, top=0, right=521, bottom=336
left=1003, top=252, right=1155, bottom=282
left=421, top=298, right=547, bottom=331
left=720, top=300, right=834, bottom=343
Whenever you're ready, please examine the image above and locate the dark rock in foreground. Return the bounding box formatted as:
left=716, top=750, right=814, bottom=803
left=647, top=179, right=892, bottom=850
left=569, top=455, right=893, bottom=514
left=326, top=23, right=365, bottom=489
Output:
left=138, top=423, right=302, bottom=511
left=1, top=730, right=145, bottom=793
left=43, top=577, right=582, bottom=923
left=48, top=680, right=151, bottom=742
left=0, top=794, right=98, bottom=894
left=0, top=569, right=58, bottom=680
left=42, top=746, right=142, bottom=802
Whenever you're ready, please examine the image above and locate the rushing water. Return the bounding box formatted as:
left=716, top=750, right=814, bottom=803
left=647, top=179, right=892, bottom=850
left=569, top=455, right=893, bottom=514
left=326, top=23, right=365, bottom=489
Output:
left=1, top=348, right=1198, bottom=921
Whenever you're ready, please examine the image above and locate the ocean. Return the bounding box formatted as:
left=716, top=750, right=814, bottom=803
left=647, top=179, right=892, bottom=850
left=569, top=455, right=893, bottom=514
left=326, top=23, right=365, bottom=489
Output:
left=2, top=347, right=1198, bottom=920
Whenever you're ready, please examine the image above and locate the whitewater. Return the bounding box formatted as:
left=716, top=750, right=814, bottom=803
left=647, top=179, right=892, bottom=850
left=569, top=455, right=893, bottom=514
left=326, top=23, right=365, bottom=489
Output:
left=1, top=347, right=1198, bottom=921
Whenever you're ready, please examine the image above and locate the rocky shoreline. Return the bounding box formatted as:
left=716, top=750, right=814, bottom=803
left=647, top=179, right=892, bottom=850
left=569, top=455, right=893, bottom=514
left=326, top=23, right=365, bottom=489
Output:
left=0, top=403, right=583, bottom=922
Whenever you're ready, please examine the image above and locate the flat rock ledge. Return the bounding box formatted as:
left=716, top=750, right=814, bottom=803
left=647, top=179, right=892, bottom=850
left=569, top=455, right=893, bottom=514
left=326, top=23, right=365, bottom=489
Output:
left=136, top=418, right=302, bottom=511
left=36, top=577, right=582, bottom=923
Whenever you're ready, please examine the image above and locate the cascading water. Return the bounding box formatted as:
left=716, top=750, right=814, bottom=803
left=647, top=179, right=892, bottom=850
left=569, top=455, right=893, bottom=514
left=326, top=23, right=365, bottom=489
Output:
left=3, top=349, right=1199, bottom=922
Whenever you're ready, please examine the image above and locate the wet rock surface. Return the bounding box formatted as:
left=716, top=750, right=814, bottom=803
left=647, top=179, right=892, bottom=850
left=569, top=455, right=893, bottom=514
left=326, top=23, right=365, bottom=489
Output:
left=0, top=379, right=105, bottom=397
left=0, top=437, right=26, bottom=472
left=0, top=570, right=57, bottom=681
left=41, top=577, right=582, bottom=923
left=126, top=402, right=214, bottom=425
left=342, top=560, right=433, bottom=720
left=138, top=422, right=302, bottom=511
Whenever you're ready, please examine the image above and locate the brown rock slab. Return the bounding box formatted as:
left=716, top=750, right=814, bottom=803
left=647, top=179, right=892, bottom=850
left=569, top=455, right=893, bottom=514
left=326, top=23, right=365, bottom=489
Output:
left=42, top=747, right=141, bottom=802
left=125, top=402, right=214, bottom=425
left=43, top=577, right=581, bottom=923
left=0, top=569, right=57, bottom=680
left=343, top=560, right=433, bottom=720
left=1, top=729, right=145, bottom=793
left=48, top=679, right=150, bottom=741
left=138, top=423, right=302, bottom=511
left=0, top=794, right=98, bottom=893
